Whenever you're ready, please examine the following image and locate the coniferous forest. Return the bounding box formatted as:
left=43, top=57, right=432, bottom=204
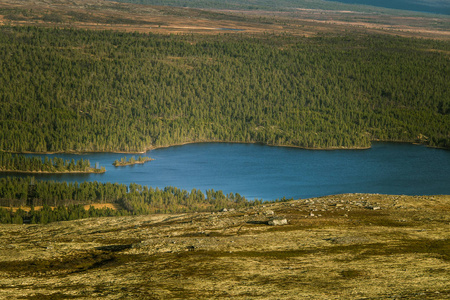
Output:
left=0, top=176, right=263, bottom=224
left=0, top=26, right=448, bottom=153
left=0, top=152, right=105, bottom=173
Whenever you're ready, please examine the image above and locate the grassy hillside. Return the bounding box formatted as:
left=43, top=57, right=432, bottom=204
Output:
left=1, top=194, right=448, bottom=299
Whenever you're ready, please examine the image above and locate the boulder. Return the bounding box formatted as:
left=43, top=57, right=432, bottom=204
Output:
left=268, top=217, right=288, bottom=226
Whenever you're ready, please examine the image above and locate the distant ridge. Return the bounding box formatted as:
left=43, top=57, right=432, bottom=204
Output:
left=112, top=0, right=450, bottom=15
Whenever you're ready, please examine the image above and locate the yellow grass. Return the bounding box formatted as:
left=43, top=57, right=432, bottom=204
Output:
left=0, top=194, right=448, bottom=299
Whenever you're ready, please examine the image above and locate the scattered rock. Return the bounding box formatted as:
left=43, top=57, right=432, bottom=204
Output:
left=366, top=206, right=381, bottom=210
left=268, top=217, right=288, bottom=226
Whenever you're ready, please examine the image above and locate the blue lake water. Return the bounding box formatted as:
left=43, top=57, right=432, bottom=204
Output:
left=1, top=142, right=449, bottom=200
left=324, top=0, right=450, bottom=15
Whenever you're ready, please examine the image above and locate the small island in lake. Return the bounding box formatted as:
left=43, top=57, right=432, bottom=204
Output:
left=113, top=156, right=154, bottom=167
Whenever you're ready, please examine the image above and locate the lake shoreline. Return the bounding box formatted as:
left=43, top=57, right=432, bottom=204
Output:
left=2, top=139, right=447, bottom=155
left=148, top=140, right=372, bottom=152
left=0, top=169, right=106, bottom=174
left=1, top=142, right=448, bottom=199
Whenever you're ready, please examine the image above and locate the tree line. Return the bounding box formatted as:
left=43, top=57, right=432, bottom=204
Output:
left=0, top=26, right=448, bottom=153
left=0, top=176, right=269, bottom=224
left=0, top=204, right=125, bottom=225
left=0, top=152, right=105, bottom=173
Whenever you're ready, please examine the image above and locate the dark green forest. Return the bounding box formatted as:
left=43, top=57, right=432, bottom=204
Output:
left=0, top=152, right=105, bottom=173
left=0, top=26, right=449, bottom=152
left=0, top=176, right=264, bottom=224
left=0, top=204, right=124, bottom=225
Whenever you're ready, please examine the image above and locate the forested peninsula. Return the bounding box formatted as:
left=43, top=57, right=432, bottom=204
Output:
left=0, top=26, right=449, bottom=153
left=0, top=152, right=105, bottom=174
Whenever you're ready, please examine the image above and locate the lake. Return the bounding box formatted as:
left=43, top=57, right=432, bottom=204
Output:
left=324, top=0, right=450, bottom=15
left=2, top=142, right=449, bottom=200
